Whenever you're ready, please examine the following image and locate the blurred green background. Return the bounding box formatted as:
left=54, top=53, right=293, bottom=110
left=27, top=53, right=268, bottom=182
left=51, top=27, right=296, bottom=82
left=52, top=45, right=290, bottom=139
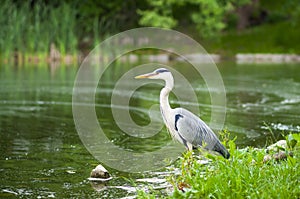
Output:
left=0, top=0, right=299, bottom=60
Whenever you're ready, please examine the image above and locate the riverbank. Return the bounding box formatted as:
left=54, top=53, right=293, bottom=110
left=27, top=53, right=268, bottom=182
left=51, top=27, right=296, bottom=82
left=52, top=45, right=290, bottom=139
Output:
left=1, top=1, right=299, bottom=66
left=2, top=52, right=300, bottom=66
left=138, top=133, right=300, bottom=198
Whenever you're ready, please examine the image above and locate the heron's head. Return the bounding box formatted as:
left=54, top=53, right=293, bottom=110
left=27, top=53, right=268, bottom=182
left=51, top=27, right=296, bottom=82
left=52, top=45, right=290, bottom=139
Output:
left=134, top=68, right=172, bottom=80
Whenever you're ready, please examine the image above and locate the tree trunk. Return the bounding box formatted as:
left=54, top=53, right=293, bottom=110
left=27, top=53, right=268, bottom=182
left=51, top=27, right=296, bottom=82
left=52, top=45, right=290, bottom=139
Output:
left=236, top=0, right=259, bottom=31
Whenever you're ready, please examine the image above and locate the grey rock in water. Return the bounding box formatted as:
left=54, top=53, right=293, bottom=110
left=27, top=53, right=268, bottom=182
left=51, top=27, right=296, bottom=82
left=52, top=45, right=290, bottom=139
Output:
left=90, top=164, right=110, bottom=179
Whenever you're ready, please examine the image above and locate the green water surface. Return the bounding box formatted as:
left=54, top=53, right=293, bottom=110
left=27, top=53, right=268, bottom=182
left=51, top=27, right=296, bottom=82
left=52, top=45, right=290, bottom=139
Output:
left=0, top=62, right=300, bottom=198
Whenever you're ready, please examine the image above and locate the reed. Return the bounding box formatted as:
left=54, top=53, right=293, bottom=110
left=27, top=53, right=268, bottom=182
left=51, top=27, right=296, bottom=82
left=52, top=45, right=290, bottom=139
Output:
left=0, top=1, right=78, bottom=62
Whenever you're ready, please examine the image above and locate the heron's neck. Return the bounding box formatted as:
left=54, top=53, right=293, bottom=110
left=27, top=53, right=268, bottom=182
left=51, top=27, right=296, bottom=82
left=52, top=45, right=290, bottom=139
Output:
left=160, top=77, right=174, bottom=113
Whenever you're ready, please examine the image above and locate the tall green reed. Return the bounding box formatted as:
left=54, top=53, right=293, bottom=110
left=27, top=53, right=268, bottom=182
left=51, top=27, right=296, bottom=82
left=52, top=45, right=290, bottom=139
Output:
left=0, top=1, right=123, bottom=63
left=0, top=1, right=78, bottom=61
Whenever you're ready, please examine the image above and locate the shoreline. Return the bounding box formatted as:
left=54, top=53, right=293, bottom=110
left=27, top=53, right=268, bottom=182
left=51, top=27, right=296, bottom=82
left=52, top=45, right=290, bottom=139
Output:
left=1, top=53, right=300, bottom=65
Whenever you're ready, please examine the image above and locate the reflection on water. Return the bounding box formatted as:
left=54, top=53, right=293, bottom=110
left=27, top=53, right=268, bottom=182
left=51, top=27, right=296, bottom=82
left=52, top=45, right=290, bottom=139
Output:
left=0, top=62, right=300, bottom=197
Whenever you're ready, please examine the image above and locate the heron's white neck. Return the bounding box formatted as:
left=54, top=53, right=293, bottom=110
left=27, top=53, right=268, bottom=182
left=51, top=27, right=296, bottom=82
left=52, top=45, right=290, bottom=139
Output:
left=160, top=75, right=174, bottom=114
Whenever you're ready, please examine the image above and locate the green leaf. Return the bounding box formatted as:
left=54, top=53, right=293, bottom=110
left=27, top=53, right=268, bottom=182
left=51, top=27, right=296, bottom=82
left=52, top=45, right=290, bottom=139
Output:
left=287, top=156, right=296, bottom=167
left=286, top=133, right=299, bottom=149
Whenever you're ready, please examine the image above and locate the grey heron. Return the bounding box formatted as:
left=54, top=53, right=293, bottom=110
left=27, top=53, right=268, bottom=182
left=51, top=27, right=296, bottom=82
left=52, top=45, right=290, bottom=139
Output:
left=135, top=68, right=230, bottom=159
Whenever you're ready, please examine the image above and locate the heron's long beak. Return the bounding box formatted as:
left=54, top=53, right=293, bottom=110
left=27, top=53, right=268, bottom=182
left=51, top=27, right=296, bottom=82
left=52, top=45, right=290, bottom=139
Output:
left=134, top=72, right=157, bottom=79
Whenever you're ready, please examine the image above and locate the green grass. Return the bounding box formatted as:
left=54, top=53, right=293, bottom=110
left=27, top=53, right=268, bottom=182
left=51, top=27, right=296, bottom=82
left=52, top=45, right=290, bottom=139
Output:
left=137, top=132, right=300, bottom=198
left=201, top=21, right=300, bottom=56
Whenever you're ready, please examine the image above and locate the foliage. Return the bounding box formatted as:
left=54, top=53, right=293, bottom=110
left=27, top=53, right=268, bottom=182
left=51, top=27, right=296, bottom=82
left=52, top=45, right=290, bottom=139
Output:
left=201, top=21, right=300, bottom=55
left=260, top=0, right=300, bottom=26
left=74, top=0, right=125, bottom=36
left=138, top=0, right=250, bottom=38
left=138, top=132, right=300, bottom=198
left=1, top=0, right=300, bottom=58
left=190, top=0, right=230, bottom=38
left=137, top=0, right=178, bottom=29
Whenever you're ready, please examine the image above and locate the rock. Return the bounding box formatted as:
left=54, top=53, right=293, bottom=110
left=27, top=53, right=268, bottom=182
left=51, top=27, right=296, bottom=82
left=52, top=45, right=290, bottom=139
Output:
left=142, top=54, right=169, bottom=63
left=90, top=164, right=110, bottom=179
left=175, top=53, right=221, bottom=63
left=266, top=140, right=287, bottom=152
left=236, top=53, right=300, bottom=64
left=263, top=151, right=293, bottom=163
left=274, top=151, right=293, bottom=161
left=196, top=159, right=210, bottom=165
left=236, top=53, right=254, bottom=64
left=263, top=154, right=272, bottom=163
left=273, top=151, right=287, bottom=161
left=89, top=164, right=112, bottom=191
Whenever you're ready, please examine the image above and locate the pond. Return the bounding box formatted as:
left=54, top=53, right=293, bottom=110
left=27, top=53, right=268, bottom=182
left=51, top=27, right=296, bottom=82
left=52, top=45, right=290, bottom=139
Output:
left=0, top=61, right=300, bottom=198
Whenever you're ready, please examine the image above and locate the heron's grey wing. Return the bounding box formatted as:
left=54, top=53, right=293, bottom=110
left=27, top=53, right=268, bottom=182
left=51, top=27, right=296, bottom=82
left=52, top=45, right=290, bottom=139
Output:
left=173, top=108, right=220, bottom=149
left=173, top=108, right=230, bottom=159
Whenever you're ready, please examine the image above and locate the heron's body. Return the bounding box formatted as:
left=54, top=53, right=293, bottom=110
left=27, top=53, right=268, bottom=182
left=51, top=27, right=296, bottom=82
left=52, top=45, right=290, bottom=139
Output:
left=135, top=68, right=230, bottom=159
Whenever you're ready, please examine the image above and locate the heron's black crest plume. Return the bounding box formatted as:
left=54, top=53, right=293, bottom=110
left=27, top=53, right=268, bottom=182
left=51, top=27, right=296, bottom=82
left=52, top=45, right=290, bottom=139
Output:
left=155, top=68, right=169, bottom=73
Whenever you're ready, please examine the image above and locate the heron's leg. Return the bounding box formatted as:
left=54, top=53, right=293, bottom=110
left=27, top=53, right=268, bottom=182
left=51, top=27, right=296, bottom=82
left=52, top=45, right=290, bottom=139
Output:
left=187, top=142, right=193, bottom=151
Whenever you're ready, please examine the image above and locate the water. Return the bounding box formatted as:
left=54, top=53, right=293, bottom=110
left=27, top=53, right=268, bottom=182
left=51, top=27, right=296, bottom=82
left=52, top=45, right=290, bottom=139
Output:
left=1, top=62, right=300, bottom=198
